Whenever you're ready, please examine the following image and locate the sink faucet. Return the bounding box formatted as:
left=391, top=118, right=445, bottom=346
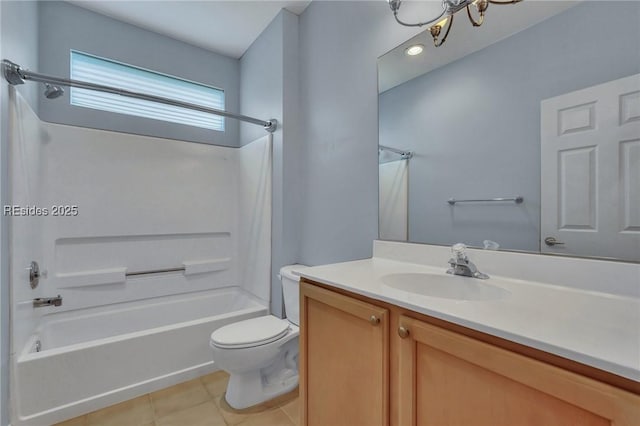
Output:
left=447, top=243, right=489, bottom=279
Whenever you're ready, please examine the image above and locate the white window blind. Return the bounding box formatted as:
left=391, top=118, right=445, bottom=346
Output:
left=70, top=51, right=225, bottom=131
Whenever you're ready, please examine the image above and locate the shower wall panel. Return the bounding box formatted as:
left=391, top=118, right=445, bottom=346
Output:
left=8, top=92, right=272, bottom=358
left=238, top=135, right=272, bottom=302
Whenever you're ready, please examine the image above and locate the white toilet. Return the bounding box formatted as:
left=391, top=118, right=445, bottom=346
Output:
left=210, top=264, right=307, bottom=409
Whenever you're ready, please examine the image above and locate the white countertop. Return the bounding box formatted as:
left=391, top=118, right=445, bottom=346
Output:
left=299, top=255, right=640, bottom=382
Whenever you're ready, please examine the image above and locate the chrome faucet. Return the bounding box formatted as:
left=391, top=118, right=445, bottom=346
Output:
left=447, top=244, right=489, bottom=279
left=33, top=295, right=62, bottom=308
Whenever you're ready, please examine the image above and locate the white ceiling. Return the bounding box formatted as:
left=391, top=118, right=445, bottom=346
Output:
left=378, top=1, right=581, bottom=93
left=67, top=0, right=312, bottom=58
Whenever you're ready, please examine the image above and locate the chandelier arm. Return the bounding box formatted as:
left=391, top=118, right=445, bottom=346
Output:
left=389, top=0, right=523, bottom=46
left=487, top=0, right=522, bottom=4
left=466, top=4, right=485, bottom=27
left=433, top=13, right=454, bottom=47
left=393, top=8, right=449, bottom=28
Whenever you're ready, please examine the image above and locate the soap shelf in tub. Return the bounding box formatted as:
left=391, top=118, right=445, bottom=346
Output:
left=56, top=258, right=231, bottom=288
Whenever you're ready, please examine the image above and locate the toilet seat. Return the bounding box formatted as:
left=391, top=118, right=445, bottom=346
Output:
left=211, top=315, right=290, bottom=349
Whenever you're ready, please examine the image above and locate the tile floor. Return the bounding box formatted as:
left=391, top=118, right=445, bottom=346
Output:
left=55, top=371, right=299, bottom=426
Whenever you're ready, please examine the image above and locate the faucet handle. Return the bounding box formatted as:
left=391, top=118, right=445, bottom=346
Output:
left=451, top=243, right=468, bottom=260
left=452, top=243, right=467, bottom=253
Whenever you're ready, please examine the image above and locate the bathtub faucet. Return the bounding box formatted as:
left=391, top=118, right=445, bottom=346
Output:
left=33, top=295, right=62, bottom=308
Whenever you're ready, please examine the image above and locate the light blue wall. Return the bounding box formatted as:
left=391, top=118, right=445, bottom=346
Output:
left=240, top=10, right=301, bottom=316
left=37, top=1, right=240, bottom=147
left=280, top=9, right=303, bottom=284
left=240, top=11, right=283, bottom=147
left=0, top=2, right=40, bottom=423
left=379, top=1, right=640, bottom=251
left=297, top=1, right=418, bottom=265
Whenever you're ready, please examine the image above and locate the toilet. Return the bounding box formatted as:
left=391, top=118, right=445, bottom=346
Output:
left=210, top=264, right=307, bottom=409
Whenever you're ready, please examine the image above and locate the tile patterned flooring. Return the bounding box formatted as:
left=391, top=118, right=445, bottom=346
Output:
left=55, top=372, right=299, bottom=426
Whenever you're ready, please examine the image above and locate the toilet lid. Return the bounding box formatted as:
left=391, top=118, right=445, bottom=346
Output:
left=210, top=315, right=290, bottom=349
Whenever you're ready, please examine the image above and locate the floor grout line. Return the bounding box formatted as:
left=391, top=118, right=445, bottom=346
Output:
left=58, top=373, right=299, bottom=426
left=280, top=407, right=296, bottom=426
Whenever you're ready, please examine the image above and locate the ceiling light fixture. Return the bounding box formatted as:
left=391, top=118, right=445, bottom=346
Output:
left=388, top=0, right=523, bottom=48
left=405, top=44, right=424, bottom=56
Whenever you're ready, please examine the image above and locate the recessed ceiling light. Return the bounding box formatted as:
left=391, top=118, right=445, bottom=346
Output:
left=405, top=44, right=424, bottom=56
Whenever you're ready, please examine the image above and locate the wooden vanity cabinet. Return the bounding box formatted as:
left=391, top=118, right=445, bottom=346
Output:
left=300, top=279, right=640, bottom=426
left=299, top=281, right=390, bottom=426
left=397, top=316, right=639, bottom=426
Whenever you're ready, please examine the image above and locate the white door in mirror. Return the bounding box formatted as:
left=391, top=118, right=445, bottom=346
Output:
left=541, top=73, right=640, bottom=261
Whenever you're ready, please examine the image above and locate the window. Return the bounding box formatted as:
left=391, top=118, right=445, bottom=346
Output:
left=70, top=51, right=225, bottom=131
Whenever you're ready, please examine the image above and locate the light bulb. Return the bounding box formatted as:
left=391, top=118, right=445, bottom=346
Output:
left=405, top=44, right=424, bottom=56
left=435, top=17, right=449, bottom=28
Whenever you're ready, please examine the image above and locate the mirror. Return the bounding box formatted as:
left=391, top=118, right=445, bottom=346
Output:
left=378, top=1, right=640, bottom=262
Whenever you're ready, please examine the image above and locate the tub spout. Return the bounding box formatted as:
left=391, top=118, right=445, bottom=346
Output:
left=33, top=295, right=62, bottom=308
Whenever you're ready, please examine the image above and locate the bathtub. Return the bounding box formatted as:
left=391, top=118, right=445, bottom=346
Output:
left=12, top=287, right=268, bottom=426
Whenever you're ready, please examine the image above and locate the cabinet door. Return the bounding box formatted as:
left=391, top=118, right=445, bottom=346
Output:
left=397, top=315, right=640, bottom=426
left=300, top=282, right=389, bottom=426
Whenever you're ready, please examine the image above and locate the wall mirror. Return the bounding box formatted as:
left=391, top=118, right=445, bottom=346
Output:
left=377, top=0, right=640, bottom=262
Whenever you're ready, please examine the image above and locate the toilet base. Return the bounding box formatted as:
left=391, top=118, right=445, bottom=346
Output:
left=221, top=387, right=298, bottom=415
left=225, top=352, right=299, bottom=409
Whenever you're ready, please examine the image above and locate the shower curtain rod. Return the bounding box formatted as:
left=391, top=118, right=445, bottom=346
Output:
left=1, top=59, right=277, bottom=133
left=379, top=145, right=413, bottom=159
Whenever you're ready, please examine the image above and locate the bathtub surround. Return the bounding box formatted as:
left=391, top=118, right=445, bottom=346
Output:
left=8, top=92, right=273, bottom=425
left=37, top=1, right=240, bottom=147
left=0, top=2, right=40, bottom=425
left=11, top=0, right=298, bottom=328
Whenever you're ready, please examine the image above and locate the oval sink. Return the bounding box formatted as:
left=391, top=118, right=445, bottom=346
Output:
left=381, top=272, right=509, bottom=301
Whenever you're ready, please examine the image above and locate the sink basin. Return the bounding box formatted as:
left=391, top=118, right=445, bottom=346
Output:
left=381, top=272, right=509, bottom=301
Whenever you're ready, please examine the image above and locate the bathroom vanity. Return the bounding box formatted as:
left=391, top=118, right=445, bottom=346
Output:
left=298, top=242, right=640, bottom=426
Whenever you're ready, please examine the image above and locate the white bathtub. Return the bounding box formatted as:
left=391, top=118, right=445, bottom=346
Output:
left=13, top=287, right=268, bottom=426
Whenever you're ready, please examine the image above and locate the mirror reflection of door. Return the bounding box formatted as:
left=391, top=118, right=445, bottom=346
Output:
left=541, top=74, right=640, bottom=261
left=378, top=0, right=640, bottom=262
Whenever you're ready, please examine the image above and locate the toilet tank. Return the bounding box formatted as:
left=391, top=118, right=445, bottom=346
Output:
left=279, top=264, right=308, bottom=326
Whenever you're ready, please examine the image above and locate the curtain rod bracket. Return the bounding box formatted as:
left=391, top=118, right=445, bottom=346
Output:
left=2, top=59, right=26, bottom=85
left=264, top=119, right=277, bottom=133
